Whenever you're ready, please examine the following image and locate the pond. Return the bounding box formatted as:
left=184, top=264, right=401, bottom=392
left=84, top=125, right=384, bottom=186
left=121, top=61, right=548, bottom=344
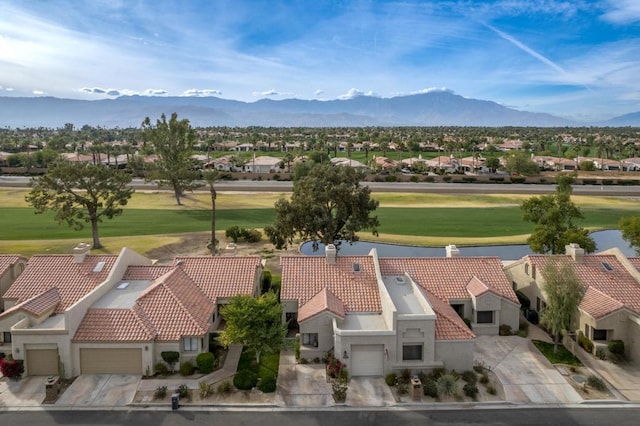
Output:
left=299, top=230, right=636, bottom=260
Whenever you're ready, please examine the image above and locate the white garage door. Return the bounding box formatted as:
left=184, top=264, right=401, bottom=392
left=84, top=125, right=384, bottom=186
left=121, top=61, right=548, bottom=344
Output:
left=350, top=344, right=384, bottom=376
left=80, top=348, right=142, bottom=374
left=26, top=349, right=59, bottom=376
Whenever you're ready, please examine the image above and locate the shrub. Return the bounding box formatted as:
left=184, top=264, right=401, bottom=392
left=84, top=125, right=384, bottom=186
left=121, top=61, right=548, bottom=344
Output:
left=489, top=176, right=504, bottom=183
left=196, top=352, right=216, bottom=374
left=217, top=381, right=232, bottom=395
left=242, top=228, right=262, bottom=243
left=608, top=340, right=625, bottom=356
left=499, top=324, right=513, bottom=336
left=436, top=373, right=458, bottom=397
left=396, top=380, right=409, bottom=395
left=479, top=373, right=490, bottom=385
left=179, top=361, right=195, bottom=376
left=385, top=175, right=398, bottom=182
left=424, top=176, right=435, bottom=183
left=313, top=357, right=320, bottom=364
left=258, top=375, right=277, bottom=393
left=161, top=351, right=180, bottom=370
left=515, top=290, right=530, bottom=309
left=442, top=175, right=452, bottom=182
left=332, top=377, right=348, bottom=402
left=423, top=378, right=438, bottom=398
left=429, top=367, right=447, bottom=381
left=299, top=357, right=308, bottom=364
left=234, top=369, right=258, bottom=390
left=339, top=368, right=349, bottom=381
left=154, top=362, right=169, bottom=376
left=486, top=384, right=497, bottom=395
left=199, top=381, right=214, bottom=398
left=463, top=318, right=472, bottom=329
left=410, top=175, right=419, bottom=183
left=154, top=385, right=167, bottom=400
left=399, top=368, right=412, bottom=384
left=511, top=176, right=526, bottom=183
left=595, top=347, right=607, bottom=360
left=578, top=331, right=594, bottom=353
left=0, top=358, right=24, bottom=380
left=461, top=370, right=477, bottom=385
left=175, top=384, right=190, bottom=399
left=261, top=270, right=272, bottom=293
left=294, top=341, right=300, bottom=360
left=385, top=372, right=397, bottom=386
left=587, top=375, right=607, bottom=392
left=463, top=383, right=479, bottom=398
left=518, top=318, right=529, bottom=337
left=581, top=178, right=597, bottom=185
left=225, top=225, right=242, bottom=243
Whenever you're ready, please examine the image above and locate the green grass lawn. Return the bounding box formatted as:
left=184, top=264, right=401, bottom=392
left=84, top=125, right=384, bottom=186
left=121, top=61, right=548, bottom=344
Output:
left=532, top=339, right=582, bottom=367
left=237, top=348, right=279, bottom=380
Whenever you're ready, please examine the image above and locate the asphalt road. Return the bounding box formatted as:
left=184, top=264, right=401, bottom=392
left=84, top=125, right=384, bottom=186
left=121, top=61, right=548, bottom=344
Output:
left=2, top=407, right=639, bottom=426
left=3, top=175, right=640, bottom=196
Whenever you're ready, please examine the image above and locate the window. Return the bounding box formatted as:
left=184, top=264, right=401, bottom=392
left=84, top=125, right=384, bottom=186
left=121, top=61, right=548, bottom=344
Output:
left=302, top=333, right=318, bottom=347
left=525, top=264, right=529, bottom=275
left=592, top=329, right=607, bottom=341
left=403, top=344, right=423, bottom=361
left=531, top=265, right=536, bottom=279
left=451, top=304, right=465, bottom=318
left=183, top=337, right=199, bottom=352
left=536, top=297, right=541, bottom=312
left=2, top=332, right=11, bottom=343
left=476, top=311, right=494, bottom=324
left=584, top=324, right=590, bottom=338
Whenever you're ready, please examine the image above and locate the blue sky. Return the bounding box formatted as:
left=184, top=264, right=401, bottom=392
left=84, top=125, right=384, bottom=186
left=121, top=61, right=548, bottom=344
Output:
left=1, top=0, right=639, bottom=121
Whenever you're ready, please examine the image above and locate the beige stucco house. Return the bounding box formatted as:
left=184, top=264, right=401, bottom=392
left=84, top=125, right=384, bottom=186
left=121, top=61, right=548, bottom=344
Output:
left=504, top=244, right=640, bottom=366
left=0, top=255, right=27, bottom=311
left=0, top=245, right=262, bottom=377
left=281, top=245, right=520, bottom=376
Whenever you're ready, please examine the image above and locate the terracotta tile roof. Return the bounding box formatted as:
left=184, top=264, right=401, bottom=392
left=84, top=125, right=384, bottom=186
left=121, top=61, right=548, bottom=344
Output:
left=0, top=255, right=23, bottom=276
left=379, top=257, right=518, bottom=304
left=0, top=288, right=61, bottom=320
left=466, top=276, right=493, bottom=298
left=421, top=289, right=475, bottom=340
left=281, top=255, right=381, bottom=312
left=173, top=256, right=261, bottom=301
left=122, top=265, right=172, bottom=280
left=628, top=257, right=640, bottom=271
left=73, top=308, right=157, bottom=342
left=3, top=255, right=117, bottom=313
left=527, top=254, right=640, bottom=315
left=298, top=288, right=345, bottom=323
left=580, top=287, right=625, bottom=319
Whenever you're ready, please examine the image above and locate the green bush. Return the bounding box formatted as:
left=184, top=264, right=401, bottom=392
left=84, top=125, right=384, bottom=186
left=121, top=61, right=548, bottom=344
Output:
left=179, top=361, right=195, bottom=376
left=429, top=367, right=447, bottom=381
left=463, top=383, right=479, bottom=398
left=385, top=174, right=398, bottom=182
left=399, top=368, right=412, bottom=384
left=596, top=347, right=607, bottom=360
left=423, top=378, right=438, bottom=398
left=587, top=375, right=607, bottom=392
left=175, top=384, right=190, bottom=399
left=196, top=352, right=216, bottom=374
left=499, top=324, right=513, bottom=336
left=161, top=351, right=180, bottom=370
left=385, top=372, right=397, bottom=386
left=479, top=373, right=489, bottom=385
left=511, top=176, right=526, bottom=184
left=608, top=340, right=625, bottom=356
left=424, top=176, right=435, bottom=183
left=461, top=370, right=477, bottom=385
left=332, top=377, right=348, bottom=402
left=442, top=175, right=452, bottom=182
left=396, top=380, right=409, bottom=395
left=261, top=270, right=272, bottom=293
left=217, top=381, right=232, bottom=395
left=339, top=368, right=349, bottom=381
left=154, top=385, right=167, bottom=400
left=154, top=362, right=169, bottom=376
left=515, top=290, right=530, bottom=309
left=242, top=228, right=263, bottom=243
left=294, top=341, right=300, bottom=360
left=234, top=369, right=258, bottom=390
left=578, top=331, right=594, bottom=353
left=437, top=373, right=458, bottom=396
left=486, top=384, right=497, bottom=395
left=489, top=176, right=504, bottom=183
left=258, top=375, right=277, bottom=393
left=199, top=381, right=214, bottom=398
left=225, top=225, right=243, bottom=243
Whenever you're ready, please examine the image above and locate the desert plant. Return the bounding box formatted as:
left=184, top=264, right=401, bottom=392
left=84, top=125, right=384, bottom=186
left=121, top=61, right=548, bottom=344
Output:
left=396, top=380, right=409, bottom=396
left=595, top=347, right=607, bottom=360
left=332, top=377, right=348, bottom=402
left=217, top=381, right=232, bottom=395
left=154, top=362, right=169, bottom=376
left=399, top=368, right=412, bottom=384
left=461, top=370, right=477, bottom=385
left=294, top=341, right=300, bottom=360
left=608, top=340, right=625, bottom=356
left=258, top=375, right=277, bottom=393
left=587, top=375, right=607, bottom=392
left=499, top=324, right=513, bottom=336
left=429, top=367, right=447, bottom=381
left=479, top=373, right=490, bottom=385
left=153, top=385, right=167, bottom=400
left=242, top=228, right=262, bottom=243
left=486, top=383, right=497, bottom=395
left=436, top=373, right=458, bottom=397
left=196, top=352, right=216, bottom=374
left=463, top=383, right=479, bottom=398
left=338, top=367, right=349, bottom=381
left=423, top=378, right=438, bottom=398
left=161, top=351, right=180, bottom=371
left=233, top=369, right=258, bottom=390
left=385, top=372, right=397, bottom=386
left=175, top=384, right=190, bottom=399
left=198, top=381, right=214, bottom=398
left=179, top=361, right=195, bottom=376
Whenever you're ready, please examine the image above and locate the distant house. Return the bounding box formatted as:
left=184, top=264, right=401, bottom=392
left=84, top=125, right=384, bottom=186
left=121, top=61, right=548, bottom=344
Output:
left=329, top=157, right=368, bottom=171
left=242, top=156, right=283, bottom=173
left=281, top=245, right=519, bottom=376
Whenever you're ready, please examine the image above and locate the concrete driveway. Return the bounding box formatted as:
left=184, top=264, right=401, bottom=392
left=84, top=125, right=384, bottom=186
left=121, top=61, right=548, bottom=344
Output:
left=474, top=335, right=582, bottom=404
left=275, top=349, right=333, bottom=406
left=56, top=375, right=140, bottom=407
left=0, top=376, right=46, bottom=407
left=346, top=377, right=395, bottom=407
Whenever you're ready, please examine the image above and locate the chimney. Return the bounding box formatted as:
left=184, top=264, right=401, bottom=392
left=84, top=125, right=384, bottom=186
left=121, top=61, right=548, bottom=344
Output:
left=72, top=243, right=91, bottom=263
left=565, top=243, right=585, bottom=263
left=325, top=244, right=337, bottom=265
left=445, top=244, right=460, bottom=258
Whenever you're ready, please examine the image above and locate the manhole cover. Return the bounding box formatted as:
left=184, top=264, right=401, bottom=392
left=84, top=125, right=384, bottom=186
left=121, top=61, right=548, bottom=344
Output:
left=572, top=374, right=586, bottom=384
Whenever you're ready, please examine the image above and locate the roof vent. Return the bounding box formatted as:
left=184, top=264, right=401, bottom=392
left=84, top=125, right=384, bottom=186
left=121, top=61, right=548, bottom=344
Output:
left=352, top=262, right=360, bottom=272
left=116, top=282, right=130, bottom=290
left=325, top=244, right=337, bottom=265
left=72, top=242, right=91, bottom=263
left=445, top=244, right=460, bottom=258
left=602, top=262, right=613, bottom=271
left=395, top=276, right=405, bottom=285
left=93, top=261, right=105, bottom=273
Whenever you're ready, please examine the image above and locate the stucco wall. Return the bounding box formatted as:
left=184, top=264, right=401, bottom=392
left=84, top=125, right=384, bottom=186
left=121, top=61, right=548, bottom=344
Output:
left=434, top=340, right=474, bottom=371
left=395, top=318, right=436, bottom=366
left=1, top=258, right=26, bottom=311
left=579, top=310, right=627, bottom=341
left=500, top=300, right=521, bottom=332
left=627, top=319, right=640, bottom=366
left=299, top=314, right=335, bottom=360
left=13, top=332, right=71, bottom=377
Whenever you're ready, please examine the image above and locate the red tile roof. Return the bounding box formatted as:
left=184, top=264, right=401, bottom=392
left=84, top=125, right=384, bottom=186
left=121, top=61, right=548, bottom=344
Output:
left=379, top=257, right=518, bottom=304
left=73, top=308, right=156, bottom=341
left=0, top=287, right=61, bottom=320
left=0, top=255, right=23, bottom=276
left=281, top=256, right=381, bottom=312
left=122, top=265, right=172, bottom=280
left=421, top=288, right=475, bottom=340
left=298, top=288, right=345, bottom=323
left=3, top=255, right=117, bottom=313
left=580, top=287, right=625, bottom=319
left=173, top=256, right=261, bottom=301
left=526, top=254, right=640, bottom=316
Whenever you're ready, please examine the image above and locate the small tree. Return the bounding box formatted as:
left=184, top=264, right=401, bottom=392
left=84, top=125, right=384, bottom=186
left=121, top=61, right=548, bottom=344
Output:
left=218, top=293, right=286, bottom=364
left=161, top=351, right=180, bottom=372
left=619, top=216, right=640, bottom=255
left=540, top=257, right=585, bottom=353
left=504, top=151, right=539, bottom=176
left=26, top=161, right=134, bottom=249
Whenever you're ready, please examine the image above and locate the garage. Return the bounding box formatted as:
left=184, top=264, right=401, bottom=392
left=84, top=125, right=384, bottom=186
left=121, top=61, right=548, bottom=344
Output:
left=350, top=344, right=384, bottom=376
left=26, top=349, right=59, bottom=376
left=80, top=348, right=142, bottom=374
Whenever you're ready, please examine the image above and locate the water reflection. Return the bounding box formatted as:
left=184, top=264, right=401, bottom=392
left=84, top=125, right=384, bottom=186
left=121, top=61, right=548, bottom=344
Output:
left=299, top=230, right=636, bottom=260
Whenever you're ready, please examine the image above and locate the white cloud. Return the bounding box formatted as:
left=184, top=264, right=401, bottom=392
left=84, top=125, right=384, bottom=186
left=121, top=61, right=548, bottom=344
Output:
left=142, top=89, right=168, bottom=96
left=79, top=87, right=168, bottom=96
left=601, top=0, right=640, bottom=24
left=338, top=88, right=378, bottom=100
left=5, top=87, right=14, bottom=91
left=252, top=89, right=293, bottom=97
left=32, top=90, right=46, bottom=95
left=181, top=89, right=222, bottom=97
left=412, top=87, right=452, bottom=95
left=314, top=89, right=324, bottom=96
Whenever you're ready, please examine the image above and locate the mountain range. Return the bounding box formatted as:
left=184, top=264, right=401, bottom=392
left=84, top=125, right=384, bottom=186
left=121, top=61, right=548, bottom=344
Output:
left=0, top=92, right=638, bottom=128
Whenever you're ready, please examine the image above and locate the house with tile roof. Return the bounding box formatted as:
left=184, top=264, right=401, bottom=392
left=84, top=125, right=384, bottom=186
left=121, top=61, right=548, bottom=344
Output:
left=281, top=245, right=519, bottom=376
left=504, top=244, right=640, bottom=365
left=0, top=255, right=28, bottom=352
left=0, top=244, right=262, bottom=377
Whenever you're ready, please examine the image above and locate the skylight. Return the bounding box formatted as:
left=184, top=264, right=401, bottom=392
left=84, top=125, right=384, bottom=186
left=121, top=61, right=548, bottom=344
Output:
left=602, top=262, right=613, bottom=271
left=93, top=261, right=105, bottom=272
left=117, top=282, right=129, bottom=290
left=352, top=262, right=360, bottom=272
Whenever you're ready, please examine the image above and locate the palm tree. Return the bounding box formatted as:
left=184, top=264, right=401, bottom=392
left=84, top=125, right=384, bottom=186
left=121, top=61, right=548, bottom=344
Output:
left=202, top=169, right=222, bottom=255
